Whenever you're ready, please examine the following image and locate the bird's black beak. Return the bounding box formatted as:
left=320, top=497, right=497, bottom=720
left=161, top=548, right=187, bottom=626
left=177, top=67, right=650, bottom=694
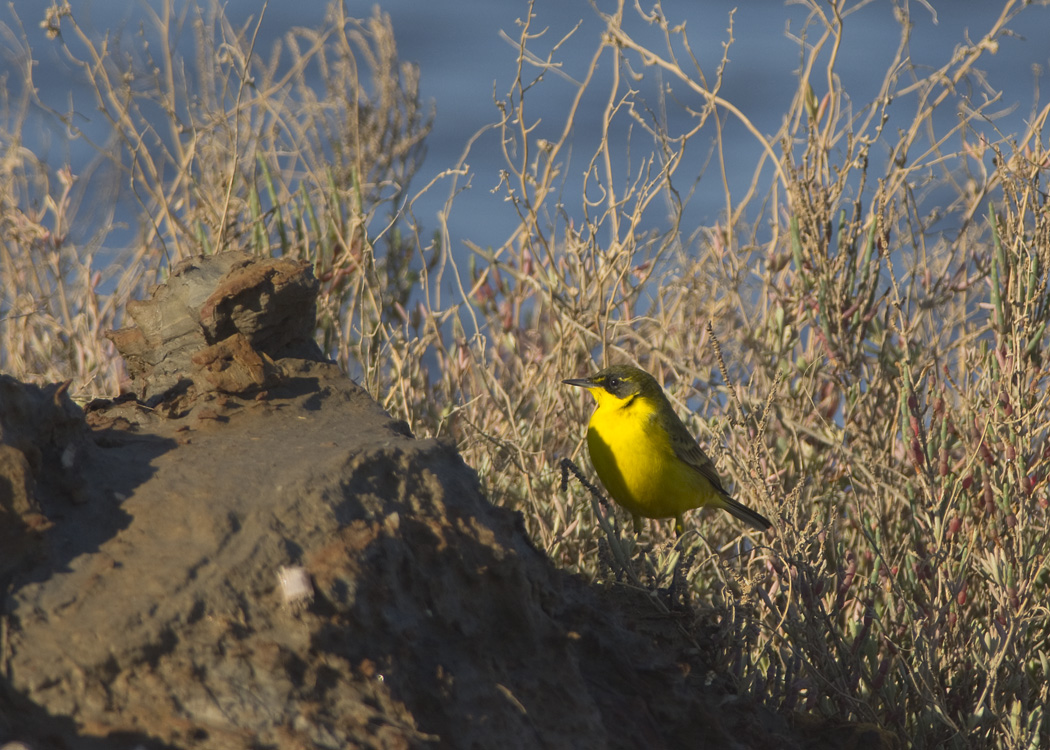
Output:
left=562, top=376, right=597, bottom=389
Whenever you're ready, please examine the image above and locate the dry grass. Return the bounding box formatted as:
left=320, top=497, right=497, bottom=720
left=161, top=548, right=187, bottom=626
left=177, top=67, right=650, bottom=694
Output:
left=4, top=0, right=1050, bottom=746
left=3, top=0, right=430, bottom=394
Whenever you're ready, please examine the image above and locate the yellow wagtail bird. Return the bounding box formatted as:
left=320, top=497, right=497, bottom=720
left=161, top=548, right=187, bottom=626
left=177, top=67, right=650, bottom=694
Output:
left=563, top=364, right=771, bottom=535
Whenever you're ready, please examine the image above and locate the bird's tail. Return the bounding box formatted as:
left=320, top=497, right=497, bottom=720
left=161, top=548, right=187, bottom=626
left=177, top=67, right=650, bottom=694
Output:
left=718, top=494, right=772, bottom=531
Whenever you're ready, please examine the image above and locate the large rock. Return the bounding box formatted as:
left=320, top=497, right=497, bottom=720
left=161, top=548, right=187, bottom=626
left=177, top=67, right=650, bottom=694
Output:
left=7, top=360, right=577, bottom=747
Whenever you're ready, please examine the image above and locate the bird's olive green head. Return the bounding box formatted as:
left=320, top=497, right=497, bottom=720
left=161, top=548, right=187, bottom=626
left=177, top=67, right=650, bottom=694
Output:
left=562, top=365, right=663, bottom=403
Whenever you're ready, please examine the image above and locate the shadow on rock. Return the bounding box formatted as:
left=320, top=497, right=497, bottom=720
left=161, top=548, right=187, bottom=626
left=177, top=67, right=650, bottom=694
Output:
left=1, top=380, right=176, bottom=749
left=0, top=376, right=177, bottom=590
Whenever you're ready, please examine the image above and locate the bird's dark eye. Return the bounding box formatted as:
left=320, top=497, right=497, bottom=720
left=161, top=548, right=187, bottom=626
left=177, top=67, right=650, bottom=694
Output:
left=606, top=376, right=620, bottom=390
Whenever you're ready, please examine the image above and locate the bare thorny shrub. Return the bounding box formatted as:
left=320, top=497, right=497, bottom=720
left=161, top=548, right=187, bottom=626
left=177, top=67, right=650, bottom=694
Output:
left=3, top=0, right=1050, bottom=746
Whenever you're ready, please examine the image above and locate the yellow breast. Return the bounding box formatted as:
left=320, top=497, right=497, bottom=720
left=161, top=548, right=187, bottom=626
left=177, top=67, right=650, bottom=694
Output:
left=586, top=393, right=714, bottom=520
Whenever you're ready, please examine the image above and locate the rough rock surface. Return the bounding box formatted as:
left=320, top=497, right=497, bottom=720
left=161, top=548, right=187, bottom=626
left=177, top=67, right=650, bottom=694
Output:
left=104, top=252, right=320, bottom=403
left=0, top=253, right=891, bottom=750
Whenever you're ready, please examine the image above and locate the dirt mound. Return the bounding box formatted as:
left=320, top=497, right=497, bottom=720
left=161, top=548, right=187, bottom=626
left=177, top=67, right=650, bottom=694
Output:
left=0, top=252, right=887, bottom=749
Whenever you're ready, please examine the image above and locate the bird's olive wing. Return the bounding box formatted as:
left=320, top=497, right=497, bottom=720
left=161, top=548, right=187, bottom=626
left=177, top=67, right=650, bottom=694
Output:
left=669, top=427, right=732, bottom=497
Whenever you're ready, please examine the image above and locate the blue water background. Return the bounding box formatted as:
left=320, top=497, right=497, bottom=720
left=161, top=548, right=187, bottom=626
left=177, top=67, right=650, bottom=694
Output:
left=4, top=0, right=1049, bottom=279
